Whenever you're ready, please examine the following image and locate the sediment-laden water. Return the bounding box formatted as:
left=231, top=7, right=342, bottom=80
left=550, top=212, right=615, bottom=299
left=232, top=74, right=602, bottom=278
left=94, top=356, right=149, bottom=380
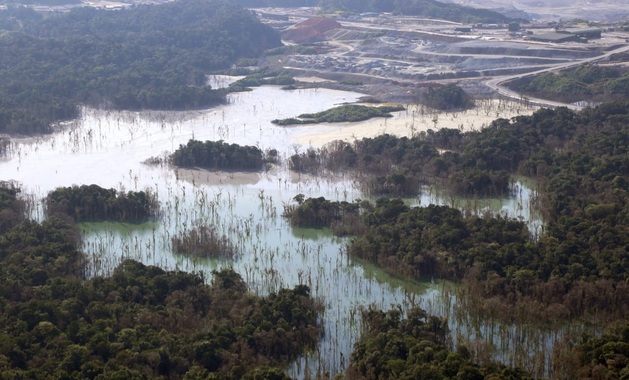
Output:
left=0, top=81, right=565, bottom=378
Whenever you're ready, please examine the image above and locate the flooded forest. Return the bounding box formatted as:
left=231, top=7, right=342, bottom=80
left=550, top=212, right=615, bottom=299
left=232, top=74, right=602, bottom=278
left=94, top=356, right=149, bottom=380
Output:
left=1, top=0, right=629, bottom=379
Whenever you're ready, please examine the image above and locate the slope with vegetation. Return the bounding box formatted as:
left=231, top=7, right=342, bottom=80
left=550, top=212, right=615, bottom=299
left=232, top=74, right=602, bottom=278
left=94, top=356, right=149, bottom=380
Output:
left=0, top=0, right=281, bottom=134
left=233, top=0, right=511, bottom=23
left=507, top=64, right=629, bottom=104
left=319, top=0, right=511, bottom=23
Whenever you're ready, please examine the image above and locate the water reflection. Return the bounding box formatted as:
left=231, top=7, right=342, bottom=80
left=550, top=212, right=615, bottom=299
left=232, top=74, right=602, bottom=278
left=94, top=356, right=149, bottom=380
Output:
left=0, top=81, right=557, bottom=378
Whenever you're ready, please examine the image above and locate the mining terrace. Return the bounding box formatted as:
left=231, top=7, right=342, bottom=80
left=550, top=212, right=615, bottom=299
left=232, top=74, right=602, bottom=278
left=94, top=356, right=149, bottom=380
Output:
left=256, top=8, right=629, bottom=107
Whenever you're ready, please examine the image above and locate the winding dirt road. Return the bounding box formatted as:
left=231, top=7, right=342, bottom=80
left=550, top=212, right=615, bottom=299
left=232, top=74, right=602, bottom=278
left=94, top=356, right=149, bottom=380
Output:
left=482, top=44, right=629, bottom=110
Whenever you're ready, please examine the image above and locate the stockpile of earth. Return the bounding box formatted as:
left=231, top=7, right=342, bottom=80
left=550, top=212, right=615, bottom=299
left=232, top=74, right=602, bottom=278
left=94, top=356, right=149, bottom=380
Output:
left=282, top=17, right=341, bottom=43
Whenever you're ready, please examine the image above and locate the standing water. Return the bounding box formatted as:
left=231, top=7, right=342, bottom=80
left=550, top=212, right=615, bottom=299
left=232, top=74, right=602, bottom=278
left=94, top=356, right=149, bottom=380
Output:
left=0, top=81, right=562, bottom=378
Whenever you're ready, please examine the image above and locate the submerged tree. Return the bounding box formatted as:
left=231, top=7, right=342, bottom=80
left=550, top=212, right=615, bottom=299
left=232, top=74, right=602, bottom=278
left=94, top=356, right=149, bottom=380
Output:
left=172, top=225, right=237, bottom=259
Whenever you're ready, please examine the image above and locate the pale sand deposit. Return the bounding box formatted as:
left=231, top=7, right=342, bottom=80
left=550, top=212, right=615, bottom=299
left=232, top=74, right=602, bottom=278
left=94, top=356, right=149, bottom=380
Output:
left=297, top=76, right=332, bottom=83
left=174, top=168, right=261, bottom=186
left=292, top=98, right=536, bottom=147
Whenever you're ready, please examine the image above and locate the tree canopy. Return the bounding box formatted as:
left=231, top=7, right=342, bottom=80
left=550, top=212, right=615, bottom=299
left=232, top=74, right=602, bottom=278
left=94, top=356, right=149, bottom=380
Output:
left=171, top=140, right=266, bottom=171
left=0, top=0, right=281, bottom=134
left=348, top=306, right=530, bottom=379
left=46, top=185, right=160, bottom=223
left=508, top=64, right=629, bottom=104
left=0, top=184, right=322, bottom=379
left=318, top=0, right=511, bottom=23
left=286, top=101, right=629, bottom=323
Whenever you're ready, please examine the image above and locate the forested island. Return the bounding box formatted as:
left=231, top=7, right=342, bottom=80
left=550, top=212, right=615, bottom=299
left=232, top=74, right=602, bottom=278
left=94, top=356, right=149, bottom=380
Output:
left=170, top=140, right=268, bottom=171
left=423, top=84, right=475, bottom=111
left=0, top=0, right=281, bottom=134
left=285, top=101, right=629, bottom=325
left=272, top=105, right=405, bottom=126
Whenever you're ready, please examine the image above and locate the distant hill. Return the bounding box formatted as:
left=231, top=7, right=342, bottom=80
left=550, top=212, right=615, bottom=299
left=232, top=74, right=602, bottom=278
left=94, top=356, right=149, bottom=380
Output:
left=319, top=0, right=511, bottom=23
left=234, top=0, right=510, bottom=23
left=234, top=0, right=313, bottom=6
left=0, top=0, right=281, bottom=134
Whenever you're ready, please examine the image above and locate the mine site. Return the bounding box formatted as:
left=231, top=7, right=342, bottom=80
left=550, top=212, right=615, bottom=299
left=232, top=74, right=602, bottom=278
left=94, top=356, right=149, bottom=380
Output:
left=255, top=5, right=629, bottom=107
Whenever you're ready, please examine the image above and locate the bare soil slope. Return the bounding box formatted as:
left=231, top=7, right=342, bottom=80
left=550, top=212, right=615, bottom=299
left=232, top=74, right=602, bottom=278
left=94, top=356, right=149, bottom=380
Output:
left=282, top=17, right=341, bottom=43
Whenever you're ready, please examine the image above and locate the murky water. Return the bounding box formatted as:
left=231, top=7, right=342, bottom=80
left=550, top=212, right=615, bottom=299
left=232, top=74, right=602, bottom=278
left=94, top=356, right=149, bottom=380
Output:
left=0, top=81, right=560, bottom=378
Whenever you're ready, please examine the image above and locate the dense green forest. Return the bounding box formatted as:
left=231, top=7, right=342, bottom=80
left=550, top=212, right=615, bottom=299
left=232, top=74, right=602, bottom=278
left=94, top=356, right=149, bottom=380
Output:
left=0, top=0, right=281, bottom=134
left=348, top=306, right=530, bottom=379
left=318, top=0, right=510, bottom=23
left=561, top=324, right=629, bottom=379
left=507, top=64, right=629, bottom=104
left=423, top=84, right=475, bottom=111
left=282, top=195, right=364, bottom=236
left=272, top=105, right=405, bottom=126
left=171, top=140, right=266, bottom=171
left=0, top=182, right=26, bottom=234
left=289, top=133, right=510, bottom=197
left=0, top=183, right=322, bottom=379
left=46, top=185, right=160, bottom=223
left=286, top=101, right=629, bottom=323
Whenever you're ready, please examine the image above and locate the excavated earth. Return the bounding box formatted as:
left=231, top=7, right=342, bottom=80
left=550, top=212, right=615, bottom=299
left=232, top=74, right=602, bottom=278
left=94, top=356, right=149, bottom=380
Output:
left=257, top=8, right=629, bottom=104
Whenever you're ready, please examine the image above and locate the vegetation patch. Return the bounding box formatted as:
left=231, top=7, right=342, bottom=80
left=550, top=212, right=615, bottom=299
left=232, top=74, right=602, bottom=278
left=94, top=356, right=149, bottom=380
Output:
left=171, top=140, right=265, bottom=171
left=0, top=185, right=322, bottom=379
left=507, top=64, right=629, bottom=104
left=422, top=83, right=475, bottom=111
left=282, top=195, right=365, bottom=236
left=228, top=70, right=295, bottom=91
left=271, top=104, right=405, bottom=126
left=286, top=102, right=629, bottom=325
left=46, top=184, right=159, bottom=223
left=562, top=324, right=629, bottom=379
left=348, top=306, right=530, bottom=379
left=0, top=0, right=281, bottom=134
left=289, top=134, right=509, bottom=197
left=171, top=225, right=237, bottom=259
left=264, top=44, right=320, bottom=56
left=318, top=0, right=510, bottom=23
left=339, top=79, right=364, bottom=86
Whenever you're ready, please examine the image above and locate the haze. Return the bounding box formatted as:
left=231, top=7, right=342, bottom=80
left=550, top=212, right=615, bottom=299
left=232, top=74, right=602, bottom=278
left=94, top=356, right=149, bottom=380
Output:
left=447, top=0, right=629, bottom=21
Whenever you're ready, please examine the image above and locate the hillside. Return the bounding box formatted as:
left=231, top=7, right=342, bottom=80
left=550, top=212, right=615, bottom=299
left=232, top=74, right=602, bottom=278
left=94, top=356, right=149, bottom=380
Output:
left=282, top=17, right=342, bottom=43
left=319, top=0, right=511, bottom=23
left=0, top=0, right=281, bottom=134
